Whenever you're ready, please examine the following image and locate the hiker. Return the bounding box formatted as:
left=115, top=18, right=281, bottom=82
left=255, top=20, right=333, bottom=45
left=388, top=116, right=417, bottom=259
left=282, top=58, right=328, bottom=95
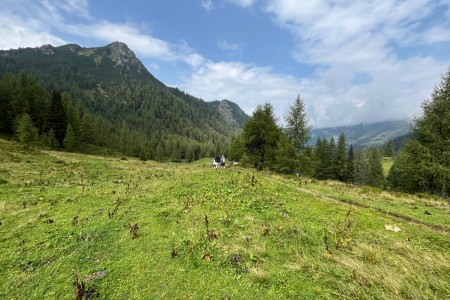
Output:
left=221, top=155, right=226, bottom=168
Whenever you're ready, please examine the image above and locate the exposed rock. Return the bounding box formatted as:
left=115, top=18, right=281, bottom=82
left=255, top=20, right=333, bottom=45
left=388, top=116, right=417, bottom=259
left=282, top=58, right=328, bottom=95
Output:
left=38, top=44, right=54, bottom=55
left=108, top=41, right=144, bottom=73
left=217, top=100, right=237, bottom=126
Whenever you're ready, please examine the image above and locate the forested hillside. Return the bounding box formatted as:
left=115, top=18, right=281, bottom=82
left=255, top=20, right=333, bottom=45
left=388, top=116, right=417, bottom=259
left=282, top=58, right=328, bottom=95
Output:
left=0, top=42, right=248, bottom=161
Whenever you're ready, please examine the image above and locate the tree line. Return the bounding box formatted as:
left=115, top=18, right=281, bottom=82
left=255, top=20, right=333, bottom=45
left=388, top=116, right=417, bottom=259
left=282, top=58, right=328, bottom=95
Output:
left=229, top=70, right=449, bottom=198
left=0, top=72, right=228, bottom=161
left=227, top=96, right=386, bottom=188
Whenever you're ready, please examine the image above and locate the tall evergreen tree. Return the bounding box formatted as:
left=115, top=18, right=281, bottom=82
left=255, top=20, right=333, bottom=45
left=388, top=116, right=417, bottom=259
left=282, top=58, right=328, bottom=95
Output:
left=388, top=70, right=450, bottom=197
left=315, top=137, right=331, bottom=179
left=284, top=95, right=311, bottom=151
left=346, top=144, right=355, bottom=182
left=335, top=133, right=347, bottom=181
left=368, top=147, right=385, bottom=188
left=384, top=139, right=395, bottom=157
left=242, top=103, right=281, bottom=170
left=64, top=93, right=80, bottom=142
left=46, top=90, right=67, bottom=147
left=353, top=148, right=369, bottom=185
left=326, top=137, right=337, bottom=179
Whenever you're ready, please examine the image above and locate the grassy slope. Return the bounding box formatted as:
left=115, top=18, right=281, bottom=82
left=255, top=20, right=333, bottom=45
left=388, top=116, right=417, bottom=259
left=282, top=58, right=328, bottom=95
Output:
left=0, top=139, right=449, bottom=299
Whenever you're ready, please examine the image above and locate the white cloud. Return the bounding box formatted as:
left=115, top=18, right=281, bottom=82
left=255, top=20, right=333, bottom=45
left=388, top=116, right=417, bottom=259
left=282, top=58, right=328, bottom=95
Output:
left=179, top=0, right=450, bottom=127
left=0, top=11, right=66, bottom=49
left=254, top=0, right=450, bottom=126
left=1, top=0, right=448, bottom=128
left=178, top=60, right=304, bottom=120
left=217, top=40, right=243, bottom=52
left=201, top=0, right=213, bottom=11
left=41, top=0, right=91, bottom=19
left=71, top=21, right=207, bottom=67
left=422, top=25, right=450, bottom=43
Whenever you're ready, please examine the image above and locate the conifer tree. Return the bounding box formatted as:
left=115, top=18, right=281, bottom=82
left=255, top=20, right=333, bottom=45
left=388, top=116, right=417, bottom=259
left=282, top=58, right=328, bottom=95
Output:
left=242, top=103, right=281, bottom=170
left=284, top=95, right=311, bottom=151
left=369, top=147, right=385, bottom=188
left=63, top=124, right=77, bottom=151
left=353, top=148, right=369, bottom=185
left=46, top=128, right=59, bottom=149
left=64, top=93, right=80, bottom=142
left=46, top=90, right=67, bottom=146
left=335, top=133, right=347, bottom=181
left=274, top=133, right=297, bottom=173
left=326, top=137, right=337, bottom=179
left=388, top=70, right=450, bottom=197
left=384, top=139, right=395, bottom=157
left=79, top=113, right=94, bottom=144
left=346, top=144, right=355, bottom=182
left=16, top=114, right=38, bottom=149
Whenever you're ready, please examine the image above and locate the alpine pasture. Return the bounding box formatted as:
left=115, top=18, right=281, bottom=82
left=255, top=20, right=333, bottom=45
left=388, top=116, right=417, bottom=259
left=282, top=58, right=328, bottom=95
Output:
left=0, top=139, right=449, bottom=299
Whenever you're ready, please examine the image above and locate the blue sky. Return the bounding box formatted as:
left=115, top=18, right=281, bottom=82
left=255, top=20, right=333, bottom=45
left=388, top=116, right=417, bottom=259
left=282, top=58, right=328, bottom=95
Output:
left=1, top=0, right=449, bottom=127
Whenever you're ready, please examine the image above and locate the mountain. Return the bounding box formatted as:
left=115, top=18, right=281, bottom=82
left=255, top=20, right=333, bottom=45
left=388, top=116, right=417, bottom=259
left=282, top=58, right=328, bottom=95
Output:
left=308, top=120, right=411, bottom=147
left=209, top=99, right=249, bottom=127
left=0, top=42, right=249, bottom=160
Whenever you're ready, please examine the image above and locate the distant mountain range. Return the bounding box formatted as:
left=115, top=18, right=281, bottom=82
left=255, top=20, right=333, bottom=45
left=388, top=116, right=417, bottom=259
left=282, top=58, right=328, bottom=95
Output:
left=308, top=120, right=412, bottom=147
left=0, top=42, right=413, bottom=155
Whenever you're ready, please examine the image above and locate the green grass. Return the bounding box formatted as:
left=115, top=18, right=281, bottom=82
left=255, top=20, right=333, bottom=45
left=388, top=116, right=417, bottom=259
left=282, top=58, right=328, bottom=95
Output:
left=0, top=139, right=449, bottom=299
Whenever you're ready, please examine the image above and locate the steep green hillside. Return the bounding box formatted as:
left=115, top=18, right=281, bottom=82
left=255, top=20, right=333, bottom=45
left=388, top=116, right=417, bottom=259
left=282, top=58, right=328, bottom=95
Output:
left=0, top=43, right=248, bottom=160
left=0, top=139, right=448, bottom=299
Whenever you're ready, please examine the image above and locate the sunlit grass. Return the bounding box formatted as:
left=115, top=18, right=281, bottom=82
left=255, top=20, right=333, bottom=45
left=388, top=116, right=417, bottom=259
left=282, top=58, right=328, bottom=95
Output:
left=0, top=139, right=449, bottom=299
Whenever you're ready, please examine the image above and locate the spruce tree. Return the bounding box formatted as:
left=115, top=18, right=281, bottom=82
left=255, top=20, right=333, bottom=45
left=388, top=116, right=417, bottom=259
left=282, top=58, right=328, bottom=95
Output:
left=335, top=133, right=347, bottom=181
left=242, top=103, right=281, bottom=170
left=353, top=148, right=369, bottom=185
left=346, top=144, right=355, bottom=182
left=64, top=93, right=80, bottom=142
left=46, top=90, right=67, bottom=147
left=326, top=137, right=337, bottom=179
left=388, top=70, right=450, bottom=197
left=284, top=95, right=311, bottom=151
left=369, top=147, right=385, bottom=188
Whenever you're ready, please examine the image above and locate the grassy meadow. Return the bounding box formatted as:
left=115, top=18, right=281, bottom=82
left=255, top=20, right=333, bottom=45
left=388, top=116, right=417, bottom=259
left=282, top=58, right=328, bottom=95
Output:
left=0, top=139, right=449, bottom=299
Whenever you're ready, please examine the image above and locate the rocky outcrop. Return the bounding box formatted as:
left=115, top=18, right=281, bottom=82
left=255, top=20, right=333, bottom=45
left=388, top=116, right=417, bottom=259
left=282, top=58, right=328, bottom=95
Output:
left=217, top=100, right=237, bottom=126
left=108, top=41, right=144, bottom=73
left=38, top=44, right=54, bottom=55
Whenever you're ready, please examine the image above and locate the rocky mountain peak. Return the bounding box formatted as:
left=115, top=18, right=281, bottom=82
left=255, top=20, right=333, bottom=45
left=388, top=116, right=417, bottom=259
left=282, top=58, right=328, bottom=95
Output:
left=108, top=41, right=144, bottom=73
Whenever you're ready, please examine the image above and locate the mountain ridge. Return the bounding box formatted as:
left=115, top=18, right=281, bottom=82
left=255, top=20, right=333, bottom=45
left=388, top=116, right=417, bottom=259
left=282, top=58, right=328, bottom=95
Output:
left=0, top=42, right=249, bottom=160
left=308, top=119, right=411, bottom=147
